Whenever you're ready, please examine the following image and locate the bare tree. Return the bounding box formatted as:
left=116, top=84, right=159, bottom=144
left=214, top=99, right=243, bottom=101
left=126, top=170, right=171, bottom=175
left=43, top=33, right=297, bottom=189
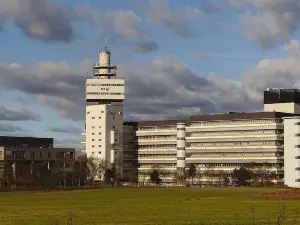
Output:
left=216, top=170, right=230, bottom=187
left=73, top=155, right=88, bottom=186
left=86, top=156, right=107, bottom=187
left=194, top=171, right=203, bottom=187
left=247, top=162, right=277, bottom=187
left=187, top=164, right=197, bottom=186
left=203, top=165, right=214, bottom=187
left=175, top=169, right=187, bottom=186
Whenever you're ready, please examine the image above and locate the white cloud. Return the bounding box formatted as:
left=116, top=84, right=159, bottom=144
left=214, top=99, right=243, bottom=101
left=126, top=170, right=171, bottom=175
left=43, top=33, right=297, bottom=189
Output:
left=0, top=0, right=75, bottom=42
left=0, top=105, right=41, bottom=121
left=231, top=0, right=300, bottom=48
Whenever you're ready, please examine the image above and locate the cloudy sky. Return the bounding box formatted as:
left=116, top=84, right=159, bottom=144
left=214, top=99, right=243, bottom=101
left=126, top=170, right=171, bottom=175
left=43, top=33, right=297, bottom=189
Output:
left=1, top=0, right=300, bottom=149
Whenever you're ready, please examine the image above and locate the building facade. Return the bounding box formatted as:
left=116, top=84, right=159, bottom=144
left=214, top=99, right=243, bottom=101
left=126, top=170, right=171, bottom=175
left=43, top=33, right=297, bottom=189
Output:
left=82, top=47, right=125, bottom=176
left=0, top=136, right=53, bottom=148
left=123, top=112, right=293, bottom=185
left=283, top=117, right=300, bottom=188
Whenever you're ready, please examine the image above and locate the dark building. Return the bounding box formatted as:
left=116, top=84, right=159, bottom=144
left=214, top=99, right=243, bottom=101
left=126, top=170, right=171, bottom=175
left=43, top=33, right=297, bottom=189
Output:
left=264, top=88, right=300, bottom=104
left=0, top=136, right=53, bottom=148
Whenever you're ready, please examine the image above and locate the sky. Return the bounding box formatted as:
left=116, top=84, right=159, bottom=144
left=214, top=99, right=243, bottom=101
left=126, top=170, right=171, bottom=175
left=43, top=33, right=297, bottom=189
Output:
left=1, top=0, right=300, bottom=150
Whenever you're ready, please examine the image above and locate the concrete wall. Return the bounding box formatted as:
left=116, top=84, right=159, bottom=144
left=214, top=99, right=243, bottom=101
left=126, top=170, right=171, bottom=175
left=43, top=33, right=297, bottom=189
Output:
left=283, top=117, right=300, bottom=188
left=264, top=102, right=300, bottom=114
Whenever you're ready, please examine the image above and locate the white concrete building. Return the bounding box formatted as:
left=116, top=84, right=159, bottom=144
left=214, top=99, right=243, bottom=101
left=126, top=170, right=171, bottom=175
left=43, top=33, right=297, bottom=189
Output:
left=283, top=117, right=300, bottom=188
left=79, top=51, right=300, bottom=188
left=83, top=47, right=125, bottom=174
left=124, top=113, right=287, bottom=186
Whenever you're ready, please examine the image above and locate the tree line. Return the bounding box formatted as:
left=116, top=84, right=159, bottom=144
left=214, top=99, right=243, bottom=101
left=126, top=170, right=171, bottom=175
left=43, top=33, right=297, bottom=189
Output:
left=0, top=156, right=124, bottom=191
left=0, top=156, right=281, bottom=191
left=147, top=163, right=281, bottom=187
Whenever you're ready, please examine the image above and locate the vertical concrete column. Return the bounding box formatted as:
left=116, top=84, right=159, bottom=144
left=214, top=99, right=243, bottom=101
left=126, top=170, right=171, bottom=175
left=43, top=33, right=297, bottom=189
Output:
left=177, top=123, right=186, bottom=174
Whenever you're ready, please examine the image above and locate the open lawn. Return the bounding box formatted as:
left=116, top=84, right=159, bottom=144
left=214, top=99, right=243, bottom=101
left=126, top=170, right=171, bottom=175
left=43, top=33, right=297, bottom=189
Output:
left=1, top=188, right=300, bottom=225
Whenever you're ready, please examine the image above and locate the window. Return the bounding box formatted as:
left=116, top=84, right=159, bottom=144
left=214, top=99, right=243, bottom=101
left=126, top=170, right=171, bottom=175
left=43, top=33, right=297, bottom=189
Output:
left=31, top=152, right=35, bottom=159
left=48, top=152, right=51, bottom=159
left=98, top=139, right=101, bottom=141
left=99, top=133, right=101, bottom=135
left=99, top=126, right=101, bottom=128
left=113, top=126, right=116, bottom=129
left=87, top=112, right=90, bottom=114
left=56, top=152, right=64, bottom=159
left=92, top=145, right=95, bottom=148
left=92, top=126, right=95, bottom=128
left=14, top=151, right=25, bottom=159
left=70, top=152, right=74, bottom=159
left=98, top=151, right=101, bottom=154
left=98, top=145, right=101, bottom=147
left=92, top=139, right=95, bottom=141
left=92, top=117, right=95, bottom=119
left=99, top=117, right=101, bottom=119
left=40, top=152, right=43, bottom=158
left=113, top=117, right=115, bottom=119
left=92, top=133, right=95, bottom=135
left=101, top=111, right=104, bottom=113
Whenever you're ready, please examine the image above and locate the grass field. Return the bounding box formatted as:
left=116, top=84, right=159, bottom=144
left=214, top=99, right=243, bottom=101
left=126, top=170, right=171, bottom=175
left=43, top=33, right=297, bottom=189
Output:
left=1, top=188, right=300, bottom=225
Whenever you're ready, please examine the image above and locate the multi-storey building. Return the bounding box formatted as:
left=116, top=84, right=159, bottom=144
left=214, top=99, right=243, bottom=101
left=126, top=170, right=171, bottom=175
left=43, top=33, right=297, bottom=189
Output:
left=82, top=46, right=125, bottom=176
left=0, top=136, right=53, bottom=148
left=0, top=136, right=76, bottom=185
left=79, top=47, right=300, bottom=187
left=123, top=112, right=291, bottom=185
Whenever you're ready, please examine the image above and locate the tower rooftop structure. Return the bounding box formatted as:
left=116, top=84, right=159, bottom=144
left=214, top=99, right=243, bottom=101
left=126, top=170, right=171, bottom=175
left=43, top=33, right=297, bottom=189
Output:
left=84, top=45, right=125, bottom=179
left=93, top=44, right=117, bottom=78
left=86, top=46, right=125, bottom=103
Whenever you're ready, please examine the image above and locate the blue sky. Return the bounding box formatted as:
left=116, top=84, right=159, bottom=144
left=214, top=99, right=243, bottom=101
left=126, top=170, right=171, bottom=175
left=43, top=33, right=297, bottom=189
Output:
left=0, top=0, right=300, bottom=149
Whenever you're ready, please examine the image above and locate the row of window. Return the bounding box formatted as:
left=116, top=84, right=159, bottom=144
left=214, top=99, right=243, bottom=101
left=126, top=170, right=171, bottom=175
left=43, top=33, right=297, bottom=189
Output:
left=190, top=119, right=281, bottom=127
left=139, top=144, right=176, bottom=149
left=87, top=92, right=124, bottom=95
left=91, top=145, right=101, bottom=148
left=190, top=141, right=282, bottom=147
left=190, top=152, right=279, bottom=157
left=136, top=120, right=281, bottom=132
left=137, top=126, right=176, bottom=131
left=138, top=172, right=232, bottom=178
left=6, top=151, right=73, bottom=159
left=86, top=84, right=124, bottom=86
left=137, top=153, right=279, bottom=158
left=138, top=163, right=282, bottom=167
left=138, top=135, right=176, bottom=140
left=138, top=154, right=176, bottom=158
left=87, top=111, right=104, bottom=114
left=189, top=129, right=282, bottom=137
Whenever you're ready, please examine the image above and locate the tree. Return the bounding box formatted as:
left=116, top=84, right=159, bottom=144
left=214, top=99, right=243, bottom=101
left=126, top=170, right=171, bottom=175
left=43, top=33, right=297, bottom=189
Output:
left=203, top=166, right=215, bottom=187
left=195, top=171, right=203, bottom=187
left=187, top=164, right=197, bottom=186
left=149, top=169, right=162, bottom=185
left=246, top=162, right=277, bottom=187
left=86, top=156, right=107, bottom=186
left=104, top=168, right=117, bottom=187
left=231, top=167, right=251, bottom=187
left=216, top=170, right=230, bottom=187
left=73, top=155, right=88, bottom=186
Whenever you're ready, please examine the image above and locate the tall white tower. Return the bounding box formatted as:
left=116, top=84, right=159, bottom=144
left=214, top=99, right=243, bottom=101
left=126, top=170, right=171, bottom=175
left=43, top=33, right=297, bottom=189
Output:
left=84, top=45, right=125, bottom=176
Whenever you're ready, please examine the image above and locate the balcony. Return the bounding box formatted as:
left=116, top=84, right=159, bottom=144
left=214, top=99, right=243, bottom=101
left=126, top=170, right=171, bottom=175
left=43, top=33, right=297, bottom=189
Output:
left=186, top=124, right=283, bottom=132
left=186, top=135, right=283, bottom=142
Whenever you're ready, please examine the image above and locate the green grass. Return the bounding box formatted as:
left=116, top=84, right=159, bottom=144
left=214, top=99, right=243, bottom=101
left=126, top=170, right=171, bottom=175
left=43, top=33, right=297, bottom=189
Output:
left=0, top=188, right=300, bottom=224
